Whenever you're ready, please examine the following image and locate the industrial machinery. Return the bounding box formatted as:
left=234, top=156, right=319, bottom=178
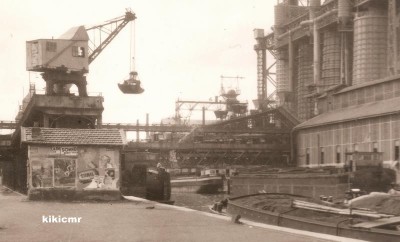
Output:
left=118, top=71, right=144, bottom=94
left=174, top=75, right=248, bottom=124
left=26, top=9, right=143, bottom=96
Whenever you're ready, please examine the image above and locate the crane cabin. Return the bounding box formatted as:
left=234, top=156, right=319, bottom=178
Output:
left=26, top=26, right=89, bottom=73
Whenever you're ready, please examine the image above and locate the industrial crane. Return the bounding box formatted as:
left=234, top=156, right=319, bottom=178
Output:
left=26, top=9, right=143, bottom=97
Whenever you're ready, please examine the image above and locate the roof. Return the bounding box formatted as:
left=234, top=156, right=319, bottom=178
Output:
left=205, top=106, right=300, bottom=129
left=21, top=127, right=126, bottom=146
left=294, top=97, right=400, bottom=130
left=334, top=74, right=400, bottom=95
left=58, top=26, right=89, bottom=41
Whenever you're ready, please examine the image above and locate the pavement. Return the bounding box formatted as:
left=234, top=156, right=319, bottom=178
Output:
left=0, top=185, right=366, bottom=242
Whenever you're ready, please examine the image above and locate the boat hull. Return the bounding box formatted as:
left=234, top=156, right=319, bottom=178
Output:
left=171, top=176, right=223, bottom=194
left=227, top=193, right=400, bottom=242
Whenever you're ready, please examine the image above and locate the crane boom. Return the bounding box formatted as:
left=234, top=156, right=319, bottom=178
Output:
left=27, top=10, right=137, bottom=97
left=87, top=10, right=136, bottom=64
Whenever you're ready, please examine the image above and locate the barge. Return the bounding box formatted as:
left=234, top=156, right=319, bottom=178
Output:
left=226, top=193, right=400, bottom=242
left=171, top=175, right=223, bottom=194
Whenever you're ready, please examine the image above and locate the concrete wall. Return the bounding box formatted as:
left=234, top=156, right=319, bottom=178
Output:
left=231, top=174, right=349, bottom=200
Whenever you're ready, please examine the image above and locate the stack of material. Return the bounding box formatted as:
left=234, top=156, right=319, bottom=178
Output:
left=350, top=192, right=400, bottom=216
left=293, top=200, right=394, bottom=219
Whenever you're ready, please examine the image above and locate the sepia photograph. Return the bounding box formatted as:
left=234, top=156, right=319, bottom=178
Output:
left=1, top=0, right=400, bottom=241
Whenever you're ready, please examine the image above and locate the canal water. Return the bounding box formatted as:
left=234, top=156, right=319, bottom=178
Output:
left=171, top=192, right=230, bottom=212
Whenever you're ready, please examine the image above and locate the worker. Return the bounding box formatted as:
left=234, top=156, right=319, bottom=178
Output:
left=156, top=162, right=165, bottom=172
left=388, top=183, right=400, bottom=195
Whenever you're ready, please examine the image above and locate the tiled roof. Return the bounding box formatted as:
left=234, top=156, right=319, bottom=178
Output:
left=21, top=127, right=126, bottom=146
left=294, top=97, right=400, bottom=130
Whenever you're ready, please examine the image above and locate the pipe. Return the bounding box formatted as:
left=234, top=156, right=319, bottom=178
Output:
left=344, top=34, right=350, bottom=85
left=300, top=9, right=339, bottom=27
left=136, top=119, right=139, bottom=142
left=313, top=20, right=320, bottom=88
left=275, top=25, right=302, bottom=40
left=278, top=9, right=338, bottom=41
left=202, top=107, right=205, bottom=126
left=146, top=113, right=149, bottom=139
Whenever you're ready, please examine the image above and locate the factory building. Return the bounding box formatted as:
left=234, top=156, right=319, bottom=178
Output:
left=257, top=0, right=400, bottom=179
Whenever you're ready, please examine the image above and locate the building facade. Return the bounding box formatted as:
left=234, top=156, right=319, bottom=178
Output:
left=294, top=75, right=400, bottom=181
left=21, top=127, right=126, bottom=200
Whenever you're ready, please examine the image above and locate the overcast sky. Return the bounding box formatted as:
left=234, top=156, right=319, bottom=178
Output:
left=0, top=0, right=275, bottom=128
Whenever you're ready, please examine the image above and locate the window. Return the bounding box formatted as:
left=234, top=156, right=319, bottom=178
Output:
left=395, top=141, right=400, bottom=161
left=320, top=147, right=325, bottom=165
left=372, top=142, right=378, bottom=152
left=72, top=46, right=85, bottom=57
left=306, top=148, right=310, bottom=165
left=268, top=114, right=275, bottom=124
left=247, top=119, right=253, bottom=129
left=46, top=41, right=57, bottom=52
left=336, top=146, right=341, bottom=163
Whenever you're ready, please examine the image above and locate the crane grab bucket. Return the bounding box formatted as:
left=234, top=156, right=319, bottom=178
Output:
left=118, top=71, right=144, bottom=94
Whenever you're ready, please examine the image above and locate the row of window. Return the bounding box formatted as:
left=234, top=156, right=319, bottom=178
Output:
left=46, top=41, right=85, bottom=57
left=305, top=141, right=400, bottom=165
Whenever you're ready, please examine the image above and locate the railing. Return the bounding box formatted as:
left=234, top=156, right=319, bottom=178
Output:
left=125, top=141, right=290, bottom=151
left=101, top=123, right=288, bottom=134
left=33, top=90, right=103, bottom=96
left=101, top=123, right=193, bottom=132
left=0, top=121, right=17, bottom=129
left=354, top=0, right=374, bottom=7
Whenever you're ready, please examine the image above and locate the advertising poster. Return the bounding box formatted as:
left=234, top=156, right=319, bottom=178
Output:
left=54, top=158, right=76, bottom=187
left=99, top=151, right=119, bottom=190
left=31, top=158, right=53, bottom=188
left=77, top=148, right=119, bottom=190
left=77, top=148, right=100, bottom=190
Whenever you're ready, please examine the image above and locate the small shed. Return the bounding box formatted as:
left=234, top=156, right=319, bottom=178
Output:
left=21, top=127, right=126, bottom=200
left=26, top=26, right=89, bottom=73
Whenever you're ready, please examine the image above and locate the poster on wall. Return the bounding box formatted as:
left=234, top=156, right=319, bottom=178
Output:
left=77, top=148, right=100, bottom=190
left=50, top=146, right=78, bottom=157
left=78, top=149, right=119, bottom=190
left=99, top=154, right=118, bottom=189
left=54, top=158, right=76, bottom=187
left=31, top=158, right=53, bottom=188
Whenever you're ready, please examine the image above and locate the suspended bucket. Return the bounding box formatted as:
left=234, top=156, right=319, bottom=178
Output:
left=118, top=71, right=144, bottom=94
left=214, top=110, right=228, bottom=119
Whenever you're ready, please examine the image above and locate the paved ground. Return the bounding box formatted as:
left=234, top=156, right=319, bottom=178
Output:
left=0, top=186, right=365, bottom=242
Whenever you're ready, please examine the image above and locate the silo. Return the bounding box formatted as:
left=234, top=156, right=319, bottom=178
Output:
left=297, top=41, right=313, bottom=121
left=321, top=29, right=341, bottom=90
left=338, top=0, right=352, bottom=25
left=353, top=10, right=388, bottom=85
left=274, top=4, right=287, bottom=38
left=276, top=50, right=290, bottom=93
left=309, top=0, right=320, bottom=7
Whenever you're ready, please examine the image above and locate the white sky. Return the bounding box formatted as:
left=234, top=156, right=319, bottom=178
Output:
left=0, top=0, right=275, bottom=125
